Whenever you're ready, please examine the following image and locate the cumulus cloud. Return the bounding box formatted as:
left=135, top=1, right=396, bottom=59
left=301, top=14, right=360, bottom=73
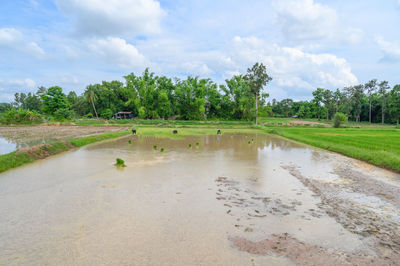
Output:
left=375, top=37, right=400, bottom=62
left=225, top=36, right=358, bottom=96
left=272, top=0, right=337, bottom=41
left=0, top=27, right=45, bottom=58
left=55, top=0, right=165, bottom=36
left=88, top=37, right=148, bottom=68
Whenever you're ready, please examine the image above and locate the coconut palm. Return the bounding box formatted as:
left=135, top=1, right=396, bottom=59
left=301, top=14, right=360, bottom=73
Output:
left=85, top=86, right=99, bottom=119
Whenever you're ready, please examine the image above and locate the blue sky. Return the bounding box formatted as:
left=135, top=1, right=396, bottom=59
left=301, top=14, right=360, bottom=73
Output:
left=1, top=0, right=400, bottom=102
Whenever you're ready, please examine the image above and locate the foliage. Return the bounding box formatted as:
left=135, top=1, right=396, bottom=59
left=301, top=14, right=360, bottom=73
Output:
left=115, top=158, right=126, bottom=167
left=41, top=86, right=70, bottom=115
left=0, top=109, right=43, bottom=124
left=3, top=65, right=400, bottom=126
left=333, top=112, right=347, bottom=128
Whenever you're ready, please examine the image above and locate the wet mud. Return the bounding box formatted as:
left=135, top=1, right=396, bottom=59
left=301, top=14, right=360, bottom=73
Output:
left=282, top=164, right=400, bottom=263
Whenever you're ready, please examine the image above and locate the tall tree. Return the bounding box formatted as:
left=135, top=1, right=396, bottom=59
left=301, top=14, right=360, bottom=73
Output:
left=322, top=89, right=333, bottom=120
left=244, top=63, right=272, bottom=125
left=378, top=81, right=390, bottom=124
left=364, top=79, right=377, bottom=123
left=312, top=88, right=324, bottom=119
left=85, top=85, right=99, bottom=118
left=345, top=85, right=364, bottom=122
left=388, top=85, right=400, bottom=125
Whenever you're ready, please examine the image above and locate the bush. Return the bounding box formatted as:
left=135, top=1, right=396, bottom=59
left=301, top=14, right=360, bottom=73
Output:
left=53, top=108, right=74, bottom=120
left=0, top=109, right=43, bottom=124
left=333, top=112, right=347, bottom=128
left=101, top=108, right=113, bottom=119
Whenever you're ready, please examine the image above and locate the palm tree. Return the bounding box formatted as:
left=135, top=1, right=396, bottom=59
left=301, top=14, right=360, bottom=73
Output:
left=85, top=86, right=98, bottom=119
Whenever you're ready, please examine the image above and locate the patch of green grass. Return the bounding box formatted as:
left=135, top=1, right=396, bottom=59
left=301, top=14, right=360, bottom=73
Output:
left=0, top=152, right=34, bottom=173
left=115, top=158, right=126, bottom=167
left=68, top=131, right=129, bottom=147
left=266, top=127, right=400, bottom=172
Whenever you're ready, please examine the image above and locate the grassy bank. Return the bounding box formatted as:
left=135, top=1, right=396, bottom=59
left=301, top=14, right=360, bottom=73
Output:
left=0, top=130, right=130, bottom=173
left=266, top=127, right=400, bottom=172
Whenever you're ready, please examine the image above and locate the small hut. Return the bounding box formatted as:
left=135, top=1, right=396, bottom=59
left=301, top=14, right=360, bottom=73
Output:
left=113, top=112, right=133, bottom=119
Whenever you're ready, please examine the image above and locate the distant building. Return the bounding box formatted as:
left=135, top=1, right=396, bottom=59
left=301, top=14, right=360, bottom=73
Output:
left=113, top=112, right=133, bottom=119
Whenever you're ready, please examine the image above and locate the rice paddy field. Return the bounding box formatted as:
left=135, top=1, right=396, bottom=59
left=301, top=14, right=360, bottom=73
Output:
left=267, top=127, right=400, bottom=172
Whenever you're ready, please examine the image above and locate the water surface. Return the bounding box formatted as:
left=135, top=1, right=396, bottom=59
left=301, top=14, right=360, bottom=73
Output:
left=0, top=133, right=399, bottom=265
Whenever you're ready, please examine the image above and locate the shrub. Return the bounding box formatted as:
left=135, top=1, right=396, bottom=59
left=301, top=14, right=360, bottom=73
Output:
left=53, top=108, right=74, bottom=120
left=101, top=108, right=113, bottom=119
left=333, top=112, right=347, bottom=128
left=0, top=109, right=43, bottom=124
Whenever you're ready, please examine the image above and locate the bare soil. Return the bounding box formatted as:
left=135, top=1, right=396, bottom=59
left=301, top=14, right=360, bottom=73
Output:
left=289, top=120, right=331, bottom=127
left=0, top=126, right=128, bottom=147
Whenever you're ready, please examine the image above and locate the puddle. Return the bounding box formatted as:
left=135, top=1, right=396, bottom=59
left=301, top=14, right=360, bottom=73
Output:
left=0, top=137, right=18, bottom=155
left=0, top=133, right=399, bottom=265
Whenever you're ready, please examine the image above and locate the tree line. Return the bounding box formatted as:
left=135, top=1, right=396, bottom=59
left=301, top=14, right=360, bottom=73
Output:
left=1, top=63, right=399, bottom=124
left=271, top=81, right=400, bottom=124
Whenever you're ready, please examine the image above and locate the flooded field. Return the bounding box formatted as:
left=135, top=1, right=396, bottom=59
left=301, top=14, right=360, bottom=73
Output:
left=0, top=133, right=400, bottom=265
left=0, top=126, right=127, bottom=154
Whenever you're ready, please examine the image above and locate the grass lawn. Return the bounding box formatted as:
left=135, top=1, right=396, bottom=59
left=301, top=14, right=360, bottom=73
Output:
left=266, top=127, right=400, bottom=172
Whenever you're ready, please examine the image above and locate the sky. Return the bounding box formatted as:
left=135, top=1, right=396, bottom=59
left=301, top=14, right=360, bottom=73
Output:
left=1, top=0, right=400, bottom=103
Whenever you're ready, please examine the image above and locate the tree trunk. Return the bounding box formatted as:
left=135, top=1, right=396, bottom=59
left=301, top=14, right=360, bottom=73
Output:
left=382, top=100, right=385, bottom=124
left=326, top=109, right=329, bottom=120
left=91, top=98, right=98, bottom=119
left=369, top=99, right=372, bottom=123
left=255, top=93, right=258, bottom=125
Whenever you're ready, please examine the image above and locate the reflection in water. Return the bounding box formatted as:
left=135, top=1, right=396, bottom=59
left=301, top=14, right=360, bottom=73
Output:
left=0, top=133, right=399, bottom=265
left=0, top=137, right=18, bottom=155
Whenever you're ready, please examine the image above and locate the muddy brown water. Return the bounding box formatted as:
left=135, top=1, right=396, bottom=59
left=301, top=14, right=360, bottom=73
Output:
left=1, top=133, right=400, bottom=265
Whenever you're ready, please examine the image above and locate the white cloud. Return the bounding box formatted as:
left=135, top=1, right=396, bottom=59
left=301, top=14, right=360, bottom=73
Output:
left=0, top=27, right=45, bottom=58
left=55, top=0, right=165, bottom=36
left=375, top=37, right=400, bottom=62
left=88, top=37, right=148, bottom=68
left=272, top=0, right=337, bottom=41
left=0, top=28, right=23, bottom=44
left=226, top=36, right=358, bottom=95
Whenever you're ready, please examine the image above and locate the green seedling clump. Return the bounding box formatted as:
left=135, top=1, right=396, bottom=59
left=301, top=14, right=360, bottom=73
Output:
left=115, top=158, right=126, bottom=167
left=160, top=148, right=165, bottom=152
left=248, top=141, right=251, bottom=144
left=196, top=142, right=199, bottom=146
left=128, top=140, right=132, bottom=144
left=188, top=144, right=192, bottom=148
left=153, top=145, right=157, bottom=150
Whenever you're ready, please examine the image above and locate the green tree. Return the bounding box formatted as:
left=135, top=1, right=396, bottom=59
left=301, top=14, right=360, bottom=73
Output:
left=388, top=85, right=400, bottom=125
left=364, top=79, right=377, bottom=123
left=84, top=85, right=99, bottom=118
left=244, top=62, right=272, bottom=124
left=378, top=81, right=390, bottom=124
left=312, top=88, right=324, bottom=119
left=41, top=86, right=70, bottom=115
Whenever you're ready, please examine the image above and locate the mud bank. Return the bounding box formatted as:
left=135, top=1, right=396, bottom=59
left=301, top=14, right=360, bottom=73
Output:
left=281, top=163, right=400, bottom=264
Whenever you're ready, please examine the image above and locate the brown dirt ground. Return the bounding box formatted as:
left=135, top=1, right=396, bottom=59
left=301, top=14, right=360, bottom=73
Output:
left=288, top=120, right=331, bottom=127
left=0, top=126, right=128, bottom=147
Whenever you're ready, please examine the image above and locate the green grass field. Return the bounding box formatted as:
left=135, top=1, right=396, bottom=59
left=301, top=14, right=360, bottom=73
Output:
left=266, top=127, right=400, bottom=172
